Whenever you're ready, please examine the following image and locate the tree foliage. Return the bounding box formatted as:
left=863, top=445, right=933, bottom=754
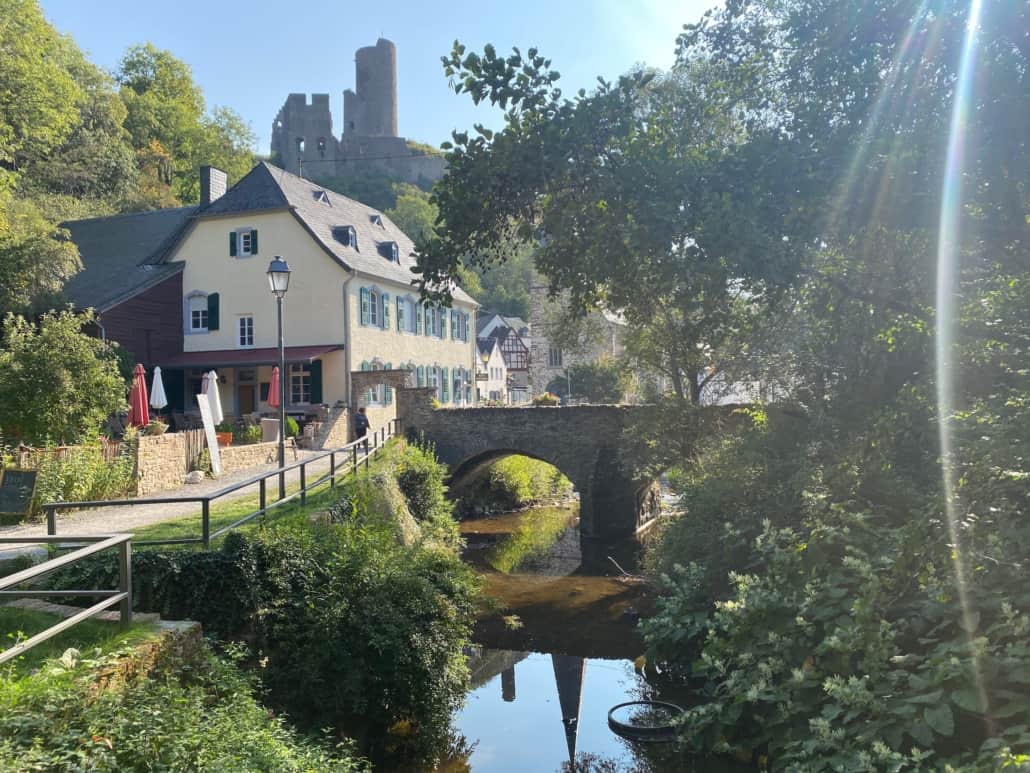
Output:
left=0, top=310, right=126, bottom=444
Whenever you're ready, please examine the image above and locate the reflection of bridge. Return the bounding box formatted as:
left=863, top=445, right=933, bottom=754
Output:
left=397, top=390, right=662, bottom=542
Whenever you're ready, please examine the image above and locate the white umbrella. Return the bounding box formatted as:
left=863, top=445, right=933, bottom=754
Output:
left=206, top=370, right=224, bottom=424
left=150, top=366, right=168, bottom=411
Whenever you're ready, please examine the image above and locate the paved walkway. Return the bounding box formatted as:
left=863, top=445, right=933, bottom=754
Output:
left=0, top=445, right=370, bottom=542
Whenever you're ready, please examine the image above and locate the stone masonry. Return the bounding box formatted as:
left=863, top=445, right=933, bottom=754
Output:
left=270, top=39, right=446, bottom=186
left=396, top=388, right=662, bottom=543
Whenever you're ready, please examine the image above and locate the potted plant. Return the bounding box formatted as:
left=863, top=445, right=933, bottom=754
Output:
left=145, top=419, right=168, bottom=436
left=215, top=420, right=233, bottom=447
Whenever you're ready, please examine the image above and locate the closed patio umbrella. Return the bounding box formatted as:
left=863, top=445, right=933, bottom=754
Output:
left=127, top=363, right=150, bottom=428
left=268, top=366, right=281, bottom=408
left=150, top=366, right=168, bottom=412
left=206, top=370, right=224, bottom=424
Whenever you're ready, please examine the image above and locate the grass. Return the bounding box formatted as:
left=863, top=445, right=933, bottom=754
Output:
left=0, top=607, right=156, bottom=677
left=130, top=440, right=398, bottom=547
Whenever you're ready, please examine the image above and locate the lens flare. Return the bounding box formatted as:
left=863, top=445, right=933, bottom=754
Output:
left=936, top=0, right=991, bottom=723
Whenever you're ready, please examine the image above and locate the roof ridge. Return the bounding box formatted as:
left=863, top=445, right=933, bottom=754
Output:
left=60, top=205, right=197, bottom=228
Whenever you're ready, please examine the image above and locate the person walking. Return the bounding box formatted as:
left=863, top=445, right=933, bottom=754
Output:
left=354, top=406, right=370, bottom=450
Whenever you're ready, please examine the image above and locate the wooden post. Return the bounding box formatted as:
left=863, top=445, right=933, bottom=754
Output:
left=118, top=539, right=132, bottom=627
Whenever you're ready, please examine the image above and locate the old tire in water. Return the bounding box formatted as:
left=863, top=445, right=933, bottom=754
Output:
left=607, top=700, right=685, bottom=743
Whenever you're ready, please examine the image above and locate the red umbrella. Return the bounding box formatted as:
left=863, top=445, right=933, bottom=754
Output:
left=268, top=366, right=281, bottom=408
left=127, top=363, right=150, bottom=428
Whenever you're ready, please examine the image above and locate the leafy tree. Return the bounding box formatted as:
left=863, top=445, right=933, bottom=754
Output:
left=0, top=0, right=81, bottom=190
left=385, top=183, right=438, bottom=242
left=546, top=359, right=626, bottom=403
left=0, top=198, right=81, bottom=316
left=0, top=310, right=126, bottom=444
left=117, top=43, right=254, bottom=206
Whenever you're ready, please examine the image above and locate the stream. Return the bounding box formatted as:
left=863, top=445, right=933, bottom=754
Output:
left=436, top=503, right=754, bottom=773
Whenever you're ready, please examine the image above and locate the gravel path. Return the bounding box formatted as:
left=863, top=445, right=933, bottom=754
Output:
left=0, top=446, right=368, bottom=542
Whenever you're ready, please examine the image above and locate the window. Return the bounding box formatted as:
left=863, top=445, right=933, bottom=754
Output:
left=390, top=242, right=399, bottom=262
left=371, top=214, right=384, bottom=227
left=369, top=289, right=379, bottom=326
left=548, top=346, right=563, bottom=367
left=230, top=228, right=258, bottom=257
left=360, top=286, right=390, bottom=329
left=187, top=292, right=214, bottom=333
left=290, top=363, right=311, bottom=405
left=238, top=315, right=254, bottom=348
left=333, top=226, right=358, bottom=249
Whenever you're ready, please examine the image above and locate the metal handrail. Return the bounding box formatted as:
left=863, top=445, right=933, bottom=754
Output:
left=41, top=419, right=399, bottom=548
left=0, top=534, right=132, bottom=665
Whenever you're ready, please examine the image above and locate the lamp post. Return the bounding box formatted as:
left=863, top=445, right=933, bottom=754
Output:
left=267, top=256, right=291, bottom=499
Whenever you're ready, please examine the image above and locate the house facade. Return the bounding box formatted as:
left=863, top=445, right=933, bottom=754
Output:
left=476, top=312, right=531, bottom=403
left=475, top=337, right=508, bottom=403
left=65, top=162, right=477, bottom=441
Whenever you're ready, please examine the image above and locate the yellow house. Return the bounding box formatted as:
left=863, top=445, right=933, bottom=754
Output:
left=152, top=162, right=477, bottom=437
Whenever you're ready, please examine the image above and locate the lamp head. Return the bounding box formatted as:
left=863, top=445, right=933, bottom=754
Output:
left=266, top=256, right=291, bottom=297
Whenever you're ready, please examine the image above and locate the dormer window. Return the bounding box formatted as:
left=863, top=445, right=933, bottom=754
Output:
left=333, top=225, right=358, bottom=249
left=380, top=241, right=399, bottom=262
left=314, top=189, right=331, bottom=205
left=370, top=214, right=384, bottom=227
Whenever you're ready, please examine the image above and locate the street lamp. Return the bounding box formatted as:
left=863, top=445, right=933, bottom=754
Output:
left=267, top=256, right=291, bottom=498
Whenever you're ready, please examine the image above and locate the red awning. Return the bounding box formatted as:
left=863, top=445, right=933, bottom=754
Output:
left=162, top=344, right=342, bottom=369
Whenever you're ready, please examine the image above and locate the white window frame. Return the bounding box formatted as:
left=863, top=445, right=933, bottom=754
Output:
left=289, top=363, right=311, bottom=406
left=186, top=291, right=208, bottom=334
left=369, top=288, right=380, bottom=327
left=237, top=315, right=254, bottom=348
left=236, top=227, right=256, bottom=258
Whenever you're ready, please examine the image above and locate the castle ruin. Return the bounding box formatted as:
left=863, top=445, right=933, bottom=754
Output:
left=270, top=38, right=445, bottom=186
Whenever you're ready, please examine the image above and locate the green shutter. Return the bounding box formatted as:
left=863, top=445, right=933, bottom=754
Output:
left=416, top=365, right=425, bottom=387
left=310, top=359, right=322, bottom=404
left=450, top=310, right=457, bottom=339
left=382, top=292, right=390, bottom=329
left=424, top=304, right=432, bottom=336
left=385, top=362, right=393, bottom=404
left=229, top=231, right=237, bottom=257
left=207, top=293, right=220, bottom=330
left=360, top=287, right=370, bottom=325
left=440, top=309, right=446, bottom=339
left=250, top=229, right=258, bottom=255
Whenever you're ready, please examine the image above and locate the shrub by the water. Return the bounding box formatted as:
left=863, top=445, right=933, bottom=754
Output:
left=0, top=641, right=367, bottom=771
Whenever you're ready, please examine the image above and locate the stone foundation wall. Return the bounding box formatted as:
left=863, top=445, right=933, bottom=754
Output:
left=136, top=434, right=187, bottom=496
left=317, top=408, right=351, bottom=449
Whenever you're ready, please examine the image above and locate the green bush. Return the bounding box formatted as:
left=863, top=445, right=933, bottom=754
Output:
left=393, top=442, right=460, bottom=548
left=458, top=455, right=573, bottom=514
left=48, top=516, right=477, bottom=767
left=31, top=436, right=136, bottom=516
left=531, top=392, right=559, bottom=406
left=285, top=416, right=299, bottom=438
left=0, top=641, right=367, bottom=771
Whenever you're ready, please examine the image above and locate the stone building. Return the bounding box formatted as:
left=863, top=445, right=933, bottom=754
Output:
left=270, top=38, right=445, bottom=186
left=528, top=277, right=626, bottom=399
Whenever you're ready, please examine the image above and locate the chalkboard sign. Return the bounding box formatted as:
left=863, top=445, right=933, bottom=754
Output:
left=0, top=469, right=37, bottom=516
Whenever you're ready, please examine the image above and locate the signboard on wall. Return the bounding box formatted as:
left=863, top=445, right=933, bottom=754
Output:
left=197, top=396, right=223, bottom=476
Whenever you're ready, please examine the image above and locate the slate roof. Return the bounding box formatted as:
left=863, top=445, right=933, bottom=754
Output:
left=187, top=162, right=475, bottom=304
left=476, top=337, right=498, bottom=359
left=62, top=206, right=197, bottom=311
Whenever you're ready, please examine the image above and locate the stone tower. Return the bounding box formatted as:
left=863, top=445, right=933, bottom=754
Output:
left=344, top=38, right=398, bottom=137
left=270, top=38, right=445, bottom=186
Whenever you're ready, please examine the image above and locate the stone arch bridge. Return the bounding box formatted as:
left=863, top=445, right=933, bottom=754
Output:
left=397, top=389, right=737, bottom=544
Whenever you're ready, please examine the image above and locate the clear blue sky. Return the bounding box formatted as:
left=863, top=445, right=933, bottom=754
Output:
left=39, top=0, right=719, bottom=155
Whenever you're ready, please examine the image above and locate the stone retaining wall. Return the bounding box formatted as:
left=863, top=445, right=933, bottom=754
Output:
left=219, top=440, right=282, bottom=474
left=136, top=434, right=188, bottom=496
left=135, top=435, right=293, bottom=495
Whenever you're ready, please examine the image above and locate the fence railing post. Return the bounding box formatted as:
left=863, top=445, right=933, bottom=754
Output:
left=118, top=538, right=132, bottom=627
left=299, top=463, right=307, bottom=506
left=46, top=506, right=56, bottom=536
left=201, top=499, right=210, bottom=549
left=351, top=445, right=358, bottom=474
left=259, top=477, right=266, bottom=515
left=330, top=452, right=336, bottom=488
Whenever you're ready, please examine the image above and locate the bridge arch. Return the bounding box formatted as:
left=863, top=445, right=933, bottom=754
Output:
left=397, top=388, right=662, bottom=542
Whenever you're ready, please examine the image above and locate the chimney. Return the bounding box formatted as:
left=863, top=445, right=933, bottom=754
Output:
left=200, top=166, right=227, bottom=206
